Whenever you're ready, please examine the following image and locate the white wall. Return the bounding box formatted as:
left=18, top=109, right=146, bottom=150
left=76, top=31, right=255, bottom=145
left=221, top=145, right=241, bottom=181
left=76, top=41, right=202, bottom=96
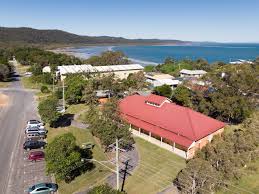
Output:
left=131, top=128, right=187, bottom=159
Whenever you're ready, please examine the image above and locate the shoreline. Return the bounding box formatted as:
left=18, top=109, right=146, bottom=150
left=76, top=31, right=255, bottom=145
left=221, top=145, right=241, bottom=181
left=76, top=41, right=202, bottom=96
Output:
left=50, top=46, right=159, bottom=66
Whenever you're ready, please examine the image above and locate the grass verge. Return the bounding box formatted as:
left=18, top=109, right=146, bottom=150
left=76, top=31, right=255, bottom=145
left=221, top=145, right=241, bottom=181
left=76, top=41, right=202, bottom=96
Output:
left=0, top=81, right=10, bottom=88
left=124, top=137, right=186, bottom=194
left=46, top=126, right=111, bottom=194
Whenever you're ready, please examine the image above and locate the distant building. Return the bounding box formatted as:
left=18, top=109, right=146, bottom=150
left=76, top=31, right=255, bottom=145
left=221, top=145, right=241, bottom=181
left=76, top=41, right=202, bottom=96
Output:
left=119, top=94, right=225, bottom=159
left=229, top=59, right=254, bottom=65
left=180, top=69, right=207, bottom=78
left=145, top=73, right=181, bottom=89
left=42, top=64, right=144, bottom=80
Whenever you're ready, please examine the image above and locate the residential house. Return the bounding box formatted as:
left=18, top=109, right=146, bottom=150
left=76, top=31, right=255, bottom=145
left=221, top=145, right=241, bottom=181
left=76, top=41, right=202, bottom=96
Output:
left=180, top=69, right=207, bottom=78
left=119, top=94, right=225, bottom=159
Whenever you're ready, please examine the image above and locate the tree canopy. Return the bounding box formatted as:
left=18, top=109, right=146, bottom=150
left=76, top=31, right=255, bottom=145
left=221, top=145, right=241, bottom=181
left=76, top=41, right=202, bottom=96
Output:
left=45, top=133, right=92, bottom=182
left=153, top=84, right=173, bottom=98
left=38, top=96, right=60, bottom=126
left=86, top=51, right=130, bottom=66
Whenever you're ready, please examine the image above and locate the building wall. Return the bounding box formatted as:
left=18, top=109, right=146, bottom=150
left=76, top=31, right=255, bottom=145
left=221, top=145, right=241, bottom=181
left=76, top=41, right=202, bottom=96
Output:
left=130, top=127, right=188, bottom=159
left=180, top=73, right=203, bottom=78
left=130, top=124, right=224, bottom=160
left=100, top=69, right=142, bottom=80
left=60, top=69, right=142, bottom=81
left=187, top=127, right=224, bottom=159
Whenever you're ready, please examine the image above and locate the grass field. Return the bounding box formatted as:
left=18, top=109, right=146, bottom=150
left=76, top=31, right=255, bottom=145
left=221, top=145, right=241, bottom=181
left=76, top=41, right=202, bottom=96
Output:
left=46, top=126, right=111, bottom=194
left=0, top=81, right=10, bottom=88
left=124, top=137, right=186, bottom=194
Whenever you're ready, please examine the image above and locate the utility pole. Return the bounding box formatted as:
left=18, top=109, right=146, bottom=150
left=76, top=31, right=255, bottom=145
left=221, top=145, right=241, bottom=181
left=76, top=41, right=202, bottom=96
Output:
left=52, top=74, right=55, bottom=93
left=62, top=80, right=65, bottom=112
left=116, top=138, right=120, bottom=191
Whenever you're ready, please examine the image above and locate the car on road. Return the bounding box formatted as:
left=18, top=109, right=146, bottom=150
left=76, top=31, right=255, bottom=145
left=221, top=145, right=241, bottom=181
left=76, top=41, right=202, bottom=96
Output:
left=28, top=183, right=58, bottom=194
left=23, top=140, right=46, bottom=151
left=27, top=120, right=44, bottom=128
left=28, top=151, right=45, bottom=162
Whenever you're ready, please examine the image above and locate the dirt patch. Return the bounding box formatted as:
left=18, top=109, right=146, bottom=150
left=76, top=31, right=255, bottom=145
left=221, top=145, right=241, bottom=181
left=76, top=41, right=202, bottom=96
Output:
left=0, top=93, right=9, bottom=106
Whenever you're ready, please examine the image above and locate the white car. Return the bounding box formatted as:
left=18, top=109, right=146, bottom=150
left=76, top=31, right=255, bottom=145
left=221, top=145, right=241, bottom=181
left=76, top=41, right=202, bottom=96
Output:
left=25, top=126, right=47, bottom=134
left=27, top=120, right=44, bottom=128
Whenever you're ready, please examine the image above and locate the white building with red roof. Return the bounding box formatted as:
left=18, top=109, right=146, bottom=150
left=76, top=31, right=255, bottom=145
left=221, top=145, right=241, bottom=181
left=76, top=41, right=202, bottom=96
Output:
left=119, top=94, right=225, bottom=159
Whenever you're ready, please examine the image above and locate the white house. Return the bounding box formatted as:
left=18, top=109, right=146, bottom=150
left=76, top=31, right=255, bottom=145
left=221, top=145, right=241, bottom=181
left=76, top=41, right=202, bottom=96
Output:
left=180, top=69, right=207, bottom=78
left=42, top=64, right=144, bottom=80
left=145, top=73, right=181, bottom=89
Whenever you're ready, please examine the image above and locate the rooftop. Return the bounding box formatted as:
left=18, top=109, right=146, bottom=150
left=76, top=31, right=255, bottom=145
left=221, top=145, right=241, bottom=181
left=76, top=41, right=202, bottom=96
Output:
left=119, top=94, right=225, bottom=148
left=180, top=69, right=207, bottom=75
left=43, top=64, right=144, bottom=75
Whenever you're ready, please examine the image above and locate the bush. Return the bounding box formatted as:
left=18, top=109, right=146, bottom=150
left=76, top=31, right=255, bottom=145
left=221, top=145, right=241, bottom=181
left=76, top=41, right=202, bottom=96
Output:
left=41, top=85, right=49, bottom=93
left=88, top=184, right=126, bottom=194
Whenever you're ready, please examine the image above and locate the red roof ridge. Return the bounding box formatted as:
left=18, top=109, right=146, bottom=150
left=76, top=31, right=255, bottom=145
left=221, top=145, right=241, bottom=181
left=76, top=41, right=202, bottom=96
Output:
left=186, top=108, right=197, bottom=139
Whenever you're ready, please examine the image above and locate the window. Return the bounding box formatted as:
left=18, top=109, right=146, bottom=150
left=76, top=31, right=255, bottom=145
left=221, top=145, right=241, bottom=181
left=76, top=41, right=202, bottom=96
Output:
left=36, top=187, right=48, bottom=191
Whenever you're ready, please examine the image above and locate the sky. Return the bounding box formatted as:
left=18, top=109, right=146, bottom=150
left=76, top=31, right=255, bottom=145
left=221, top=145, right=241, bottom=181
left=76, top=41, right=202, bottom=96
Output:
left=0, top=0, right=259, bottom=42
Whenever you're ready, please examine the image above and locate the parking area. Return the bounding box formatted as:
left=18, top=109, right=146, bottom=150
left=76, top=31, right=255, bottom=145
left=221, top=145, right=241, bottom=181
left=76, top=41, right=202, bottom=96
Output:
left=22, top=136, right=51, bottom=193
left=6, top=122, right=52, bottom=194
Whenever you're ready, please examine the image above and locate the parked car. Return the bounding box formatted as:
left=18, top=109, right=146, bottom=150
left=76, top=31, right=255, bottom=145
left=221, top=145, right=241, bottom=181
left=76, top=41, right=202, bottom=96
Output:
left=27, top=132, right=46, bottom=140
left=25, top=126, right=47, bottom=134
left=28, top=151, right=45, bottom=162
left=28, top=183, right=58, bottom=194
left=23, top=140, right=46, bottom=151
left=27, top=120, right=44, bottom=128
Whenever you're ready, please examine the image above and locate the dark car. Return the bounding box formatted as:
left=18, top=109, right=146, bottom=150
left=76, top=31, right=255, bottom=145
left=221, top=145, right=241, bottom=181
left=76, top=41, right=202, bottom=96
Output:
left=23, top=140, right=46, bottom=151
left=28, top=151, right=45, bottom=162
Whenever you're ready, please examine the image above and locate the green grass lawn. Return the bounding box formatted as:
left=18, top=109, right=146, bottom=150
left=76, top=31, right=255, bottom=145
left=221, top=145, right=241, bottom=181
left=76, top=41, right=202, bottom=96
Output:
left=66, top=103, right=88, bottom=116
left=20, top=77, right=43, bottom=89
left=124, top=137, right=186, bottom=194
left=0, top=81, right=10, bottom=88
left=46, top=126, right=111, bottom=194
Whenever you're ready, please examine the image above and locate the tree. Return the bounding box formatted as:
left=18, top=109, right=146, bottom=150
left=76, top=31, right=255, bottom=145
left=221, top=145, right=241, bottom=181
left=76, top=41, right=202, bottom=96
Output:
left=0, top=64, right=10, bottom=81
left=144, top=65, right=155, bottom=72
left=125, top=71, right=147, bottom=90
left=88, top=184, right=126, bottom=194
left=38, top=96, right=60, bottom=126
left=175, top=158, right=220, bottom=194
left=153, top=84, right=172, bottom=98
left=87, top=98, right=134, bottom=149
left=172, top=86, right=192, bottom=107
left=86, top=51, right=130, bottom=66
left=45, top=133, right=92, bottom=182
left=65, top=74, right=86, bottom=104
left=82, top=80, right=98, bottom=105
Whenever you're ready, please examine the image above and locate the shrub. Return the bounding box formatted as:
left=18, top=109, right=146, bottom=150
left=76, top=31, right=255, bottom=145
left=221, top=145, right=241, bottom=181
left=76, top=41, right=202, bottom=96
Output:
left=88, top=184, right=126, bottom=194
left=41, top=85, right=49, bottom=93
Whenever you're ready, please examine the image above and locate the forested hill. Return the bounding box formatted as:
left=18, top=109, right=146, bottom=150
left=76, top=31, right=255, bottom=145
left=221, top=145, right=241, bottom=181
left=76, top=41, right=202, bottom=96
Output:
left=0, top=27, right=190, bottom=47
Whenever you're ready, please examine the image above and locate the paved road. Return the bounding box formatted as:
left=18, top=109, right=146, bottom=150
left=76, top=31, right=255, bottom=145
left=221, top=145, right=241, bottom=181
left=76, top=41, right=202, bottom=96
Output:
left=0, top=74, right=50, bottom=194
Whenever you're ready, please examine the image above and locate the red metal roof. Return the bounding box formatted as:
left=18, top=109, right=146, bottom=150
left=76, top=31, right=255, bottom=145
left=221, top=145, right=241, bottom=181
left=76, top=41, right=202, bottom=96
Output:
left=119, top=94, right=225, bottom=148
left=144, top=94, right=170, bottom=106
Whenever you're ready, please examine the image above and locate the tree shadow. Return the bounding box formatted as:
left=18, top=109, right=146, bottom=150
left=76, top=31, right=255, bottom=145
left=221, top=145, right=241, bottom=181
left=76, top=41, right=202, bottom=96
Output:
left=51, top=113, right=74, bottom=128
left=64, top=146, right=96, bottom=183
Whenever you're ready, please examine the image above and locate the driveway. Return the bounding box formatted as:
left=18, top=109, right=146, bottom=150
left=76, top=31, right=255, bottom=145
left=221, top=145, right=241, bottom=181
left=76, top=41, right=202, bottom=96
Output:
left=0, top=73, right=51, bottom=194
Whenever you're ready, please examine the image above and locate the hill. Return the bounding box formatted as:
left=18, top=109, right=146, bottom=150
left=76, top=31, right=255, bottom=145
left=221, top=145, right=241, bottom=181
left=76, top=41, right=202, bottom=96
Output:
left=0, top=27, right=190, bottom=47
